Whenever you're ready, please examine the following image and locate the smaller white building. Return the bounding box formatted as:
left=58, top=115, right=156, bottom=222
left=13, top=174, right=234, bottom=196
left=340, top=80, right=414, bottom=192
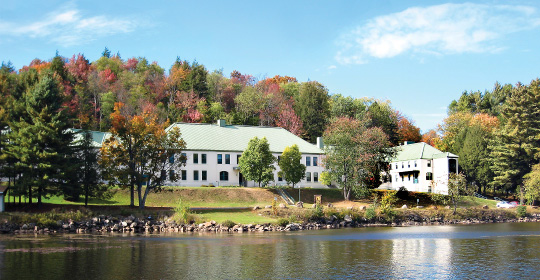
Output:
left=381, top=142, right=458, bottom=195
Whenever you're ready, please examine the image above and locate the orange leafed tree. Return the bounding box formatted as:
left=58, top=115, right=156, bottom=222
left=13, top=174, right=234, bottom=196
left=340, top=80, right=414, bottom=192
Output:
left=100, top=102, right=186, bottom=208
left=397, top=113, right=422, bottom=143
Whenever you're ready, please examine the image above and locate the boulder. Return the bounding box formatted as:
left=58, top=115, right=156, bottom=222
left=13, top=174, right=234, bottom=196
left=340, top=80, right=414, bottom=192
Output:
left=482, top=205, right=489, bottom=209
left=279, top=203, right=287, bottom=208
left=360, top=206, right=367, bottom=210
left=296, top=201, right=304, bottom=208
left=344, top=215, right=353, bottom=222
left=401, top=205, right=408, bottom=209
left=327, top=203, right=333, bottom=208
left=417, top=206, right=424, bottom=209
left=265, top=205, right=272, bottom=209
left=253, top=206, right=260, bottom=210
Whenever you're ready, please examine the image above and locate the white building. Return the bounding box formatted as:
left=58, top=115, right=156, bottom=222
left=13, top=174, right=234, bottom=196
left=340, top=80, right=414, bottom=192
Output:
left=164, top=120, right=325, bottom=187
left=0, top=185, right=7, bottom=212
left=85, top=120, right=326, bottom=188
left=381, top=142, right=459, bottom=195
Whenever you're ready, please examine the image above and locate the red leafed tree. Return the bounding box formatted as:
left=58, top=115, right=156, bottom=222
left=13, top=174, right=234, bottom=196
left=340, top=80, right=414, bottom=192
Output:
left=397, top=114, right=422, bottom=143
left=99, top=68, right=117, bottom=83
left=67, top=54, right=91, bottom=83
left=276, top=102, right=304, bottom=137
left=421, top=129, right=440, bottom=147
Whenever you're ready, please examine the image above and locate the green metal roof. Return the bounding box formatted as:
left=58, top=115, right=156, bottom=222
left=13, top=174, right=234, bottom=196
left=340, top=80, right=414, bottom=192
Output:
left=392, top=142, right=458, bottom=161
left=70, top=129, right=111, bottom=148
left=167, top=122, right=323, bottom=154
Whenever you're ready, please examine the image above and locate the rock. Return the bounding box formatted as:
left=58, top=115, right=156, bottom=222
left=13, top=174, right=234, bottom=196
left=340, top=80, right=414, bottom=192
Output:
left=445, top=206, right=451, bottom=209
left=482, top=205, right=489, bottom=209
left=296, top=201, right=304, bottom=208
left=265, top=205, right=272, bottom=209
left=532, top=206, right=538, bottom=209
left=344, top=215, right=353, bottom=223
left=360, top=206, right=367, bottom=210
left=346, top=206, right=353, bottom=210
left=121, top=221, right=128, bottom=227
left=401, top=205, right=408, bottom=209
left=279, top=203, right=287, bottom=208
left=21, top=224, right=29, bottom=230
left=312, top=204, right=318, bottom=208
left=253, top=206, right=260, bottom=210
left=417, top=206, right=424, bottom=209
left=327, top=203, right=333, bottom=208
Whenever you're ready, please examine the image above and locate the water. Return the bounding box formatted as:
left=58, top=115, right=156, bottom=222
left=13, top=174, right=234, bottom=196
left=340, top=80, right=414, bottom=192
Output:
left=1, top=222, right=540, bottom=279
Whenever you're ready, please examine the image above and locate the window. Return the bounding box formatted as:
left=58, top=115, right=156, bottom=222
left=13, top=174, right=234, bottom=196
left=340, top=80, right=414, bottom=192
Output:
left=402, top=162, right=404, bottom=168
left=408, top=174, right=410, bottom=181
left=408, top=162, right=410, bottom=168
left=395, top=164, right=398, bottom=169
left=217, top=154, right=222, bottom=164
left=169, top=155, right=175, bottom=164
left=314, top=172, right=318, bottom=182
left=306, top=172, right=311, bottom=182
left=202, top=154, right=207, bottom=164
left=414, top=161, right=417, bottom=167
left=449, top=159, right=457, bottom=173
left=181, top=170, right=187, bottom=181
left=413, top=173, right=418, bottom=184
left=161, top=170, right=166, bottom=180
left=237, top=154, right=241, bottom=164
left=277, top=156, right=281, bottom=163
left=306, top=157, right=311, bottom=166
left=193, top=153, right=198, bottom=164
left=181, top=153, right=187, bottom=164
left=225, top=154, right=231, bottom=164
left=278, top=175, right=282, bottom=181
left=427, top=161, right=431, bottom=167
left=193, top=170, right=199, bottom=181
left=426, top=172, right=433, bottom=180
left=169, top=170, right=175, bottom=180
left=395, top=176, right=398, bottom=182
left=220, top=171, right=229, bottom=181
left=202, top=170, right=207, bottom=181
left=313, top=157, right=318, bottom=166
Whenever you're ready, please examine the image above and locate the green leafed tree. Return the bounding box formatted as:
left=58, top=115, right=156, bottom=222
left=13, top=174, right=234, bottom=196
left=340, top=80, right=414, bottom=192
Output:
left=323, top=117, right=394, bottom=200
left=523, top=163, right=540, bottom=205
left=278, top=144, right=305, bottom=188
left=238, top=137, right=276, bottom=187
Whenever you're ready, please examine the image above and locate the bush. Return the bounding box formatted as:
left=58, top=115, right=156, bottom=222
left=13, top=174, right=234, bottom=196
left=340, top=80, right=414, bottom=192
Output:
left=516, top=205, right=527, bottom=217
left=396, top=187, right=410, bottom=200
left=276, top=218, right=290, bottom=227
left=221, top=220, right=236, bottom=228
left=364, top=207, right=377, bottom=220
left=173, top=199, right=193, bottom=224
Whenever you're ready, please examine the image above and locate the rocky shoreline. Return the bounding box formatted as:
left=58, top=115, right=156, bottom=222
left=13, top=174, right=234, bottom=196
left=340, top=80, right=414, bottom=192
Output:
left=2, top=212, right=540, bottom=235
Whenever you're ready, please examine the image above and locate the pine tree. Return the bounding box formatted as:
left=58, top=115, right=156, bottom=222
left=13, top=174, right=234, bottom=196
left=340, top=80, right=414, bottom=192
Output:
left=490, top=80, right=540, bottom=198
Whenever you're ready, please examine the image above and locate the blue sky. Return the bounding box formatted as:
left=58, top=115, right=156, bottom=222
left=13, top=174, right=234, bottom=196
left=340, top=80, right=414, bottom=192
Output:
left=2, top=0, right=540, bottom=132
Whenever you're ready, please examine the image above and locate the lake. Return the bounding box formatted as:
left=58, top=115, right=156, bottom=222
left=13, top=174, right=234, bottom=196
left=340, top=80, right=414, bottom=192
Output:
left=1, top=222, right=540, bottom=279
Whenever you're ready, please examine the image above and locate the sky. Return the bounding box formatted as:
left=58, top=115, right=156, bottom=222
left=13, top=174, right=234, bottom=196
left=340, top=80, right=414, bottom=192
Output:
left=2, top=0, right=540, bottom=132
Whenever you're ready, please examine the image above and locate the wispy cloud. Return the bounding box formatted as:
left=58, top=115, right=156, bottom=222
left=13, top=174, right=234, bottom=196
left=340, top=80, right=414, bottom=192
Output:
left=336, top=3, right=540, bottom=64
left=0, top=7, right=137, bottom=46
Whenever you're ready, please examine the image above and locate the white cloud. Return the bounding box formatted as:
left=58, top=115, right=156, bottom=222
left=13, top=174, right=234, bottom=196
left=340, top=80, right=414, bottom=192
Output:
left=336, top=3, right=540, bottom=64
left=327, top=65, right=337, bottom=70
left=0, top=7, right=137, bottom=46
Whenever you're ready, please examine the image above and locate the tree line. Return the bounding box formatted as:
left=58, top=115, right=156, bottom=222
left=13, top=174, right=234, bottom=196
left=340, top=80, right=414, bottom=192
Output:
left=0, top=49, right=427, bottom=205
left=434, top=80, right=540, bottom=204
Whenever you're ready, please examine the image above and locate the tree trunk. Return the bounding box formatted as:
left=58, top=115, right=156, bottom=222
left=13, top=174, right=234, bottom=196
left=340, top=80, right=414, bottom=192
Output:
left=343, top=187, right=350, bottom=201
left=519, top=186, right=525, bottom=205
left=84, top=183, right=89, bottom=207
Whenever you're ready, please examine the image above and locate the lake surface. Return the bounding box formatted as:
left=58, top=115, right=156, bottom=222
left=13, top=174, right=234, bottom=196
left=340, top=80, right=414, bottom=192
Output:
left=1, top=222, right=540, bottom=279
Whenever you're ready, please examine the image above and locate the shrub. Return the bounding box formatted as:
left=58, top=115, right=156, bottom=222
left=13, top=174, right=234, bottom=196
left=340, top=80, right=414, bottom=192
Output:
left=396, top=187, right=410, bottom=200
left=276, top=218, right=290, bottom=227
left=364, top=207, right=377, bottom=220
left=221, top=220, right=236, bottom=228
left=173, top=199, right=193, bottom=224
left=381, top=191, right=398, bottom=209
left=516, top=205, right=527, bottom=217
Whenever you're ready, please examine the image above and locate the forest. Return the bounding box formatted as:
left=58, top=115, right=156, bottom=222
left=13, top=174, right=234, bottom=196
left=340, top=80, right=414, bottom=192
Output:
left=2, top=48, right=538, bottom=205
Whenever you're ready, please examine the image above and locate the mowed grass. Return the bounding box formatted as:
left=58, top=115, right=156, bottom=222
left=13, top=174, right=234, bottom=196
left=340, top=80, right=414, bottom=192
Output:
left=6, top=187, right=279, bottom=208
left=194, top=209, right=277, bottom=224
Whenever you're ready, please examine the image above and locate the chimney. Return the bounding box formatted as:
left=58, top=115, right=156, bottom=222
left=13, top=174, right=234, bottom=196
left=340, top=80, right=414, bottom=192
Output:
left=217, top=119, right=226, bottom=127
left=316, top=137, right=324, bottom=149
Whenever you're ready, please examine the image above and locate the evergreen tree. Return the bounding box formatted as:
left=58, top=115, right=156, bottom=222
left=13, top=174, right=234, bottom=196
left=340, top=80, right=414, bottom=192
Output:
left=490, top=80, right=540, bottom=198
left=459, top=125, right=494, bottom=193
left=295, top=81, right=330, bottom=143
left=238, top=137, right=276, bottom=187
left=278, top=145, right=305, bottom=188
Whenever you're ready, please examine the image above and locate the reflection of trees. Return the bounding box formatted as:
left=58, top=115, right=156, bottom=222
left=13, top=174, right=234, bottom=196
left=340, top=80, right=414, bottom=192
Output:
left=390, top=238, right=452, bottom=278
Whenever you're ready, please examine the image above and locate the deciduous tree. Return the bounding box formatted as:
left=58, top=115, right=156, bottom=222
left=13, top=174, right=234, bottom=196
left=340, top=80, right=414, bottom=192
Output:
left=238, top=137, right=276, bottom=187
left=278, top=145, right=305, bottom=188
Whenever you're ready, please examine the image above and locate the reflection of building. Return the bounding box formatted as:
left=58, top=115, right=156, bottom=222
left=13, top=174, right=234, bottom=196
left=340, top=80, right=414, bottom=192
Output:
left=382, top=142, right=458, bottom=194
left=390, top=237, right=452, bottom=278
left=80, top=120, right=325, bottom=187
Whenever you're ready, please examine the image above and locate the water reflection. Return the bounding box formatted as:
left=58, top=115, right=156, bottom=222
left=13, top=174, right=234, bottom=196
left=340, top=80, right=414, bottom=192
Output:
left=1, top=223, right=540, bottom=279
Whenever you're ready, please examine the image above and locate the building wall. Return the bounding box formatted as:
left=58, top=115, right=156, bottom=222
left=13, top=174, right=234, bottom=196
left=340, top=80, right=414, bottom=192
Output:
left=0, top=194, right=4, bottom=212
left=164, top=150, right=325, bottom=188
left=388, top=157, right=457, bottom=195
